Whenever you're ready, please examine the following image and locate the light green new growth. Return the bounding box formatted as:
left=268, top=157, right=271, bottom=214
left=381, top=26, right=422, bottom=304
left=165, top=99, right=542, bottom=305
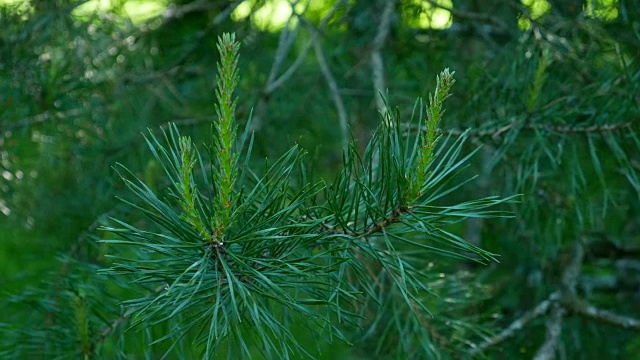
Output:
left=177, top=136, right=206, bottom=235
left=212, top=33, right=240, bottom=241
left=527, top=48, right=550, bottom=113
left=412, top=68, right=455, bottom=198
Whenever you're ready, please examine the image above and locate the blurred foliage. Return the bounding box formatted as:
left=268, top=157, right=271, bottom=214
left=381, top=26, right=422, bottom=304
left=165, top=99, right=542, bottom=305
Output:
left=1, top=0, right=639, bottom=359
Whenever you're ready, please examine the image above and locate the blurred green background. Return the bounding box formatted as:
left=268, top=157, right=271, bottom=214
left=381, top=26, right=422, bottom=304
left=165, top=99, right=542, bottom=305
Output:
left=1, top=0, right=639, bottom=358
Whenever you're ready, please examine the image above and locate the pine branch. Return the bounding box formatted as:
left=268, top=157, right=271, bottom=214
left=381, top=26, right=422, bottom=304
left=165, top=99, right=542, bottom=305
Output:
left=99, top=32, right=515, bottom=359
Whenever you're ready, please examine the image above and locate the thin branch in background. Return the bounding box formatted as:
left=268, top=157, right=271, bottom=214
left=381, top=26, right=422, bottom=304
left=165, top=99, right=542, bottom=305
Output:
left=266, top=1, right=304, bottom=87
left=472, top=238, right=640, bottom=356
left=250, top=0, right=304, bottom=132
left=121, top=1, right=238, bottom=85
left=462, top=144, right=493, bottom=248
left=404, top=119, right=635, bottom=139
left=308, top=23, right=349, bottom=148
left=1, top=108, right=84, bottom=131
left=556, top=239, right=640, bottom=334
left=266, top=38, right=312, bottom=94
left=212, top=1, right=242, bottom=25
left=561, top=240, right=585, bottom=294
left=370, top=0, right=395, bottom=116
left=533, top=303, right=565, bottom=360
left=85, top=283, right=167, bottom=355
left=88, top=305, right=137, bottom=353
left=44, top=209, right=121, bottom=328
left=469, top=292, right=557, bottom=355
left=160, top=0, right=241, bottom=26
left=267, top=0, right=345, bottom=93
left=162, top=0, right=220, bottom=20
left=251, top=0, right=347, bottom=132
left=423, top=0, right=510, bottom=34
left=562, top=295, right=640, bottom=331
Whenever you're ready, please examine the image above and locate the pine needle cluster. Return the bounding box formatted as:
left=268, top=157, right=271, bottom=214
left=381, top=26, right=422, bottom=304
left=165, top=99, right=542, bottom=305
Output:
left=98, top=33, right=514, bottom=358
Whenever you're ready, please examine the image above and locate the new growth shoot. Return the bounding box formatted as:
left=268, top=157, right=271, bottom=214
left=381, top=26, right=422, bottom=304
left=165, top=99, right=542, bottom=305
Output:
left=412, top=68, right=455, bottom=198
left=212, top=33, right=241, bottom=243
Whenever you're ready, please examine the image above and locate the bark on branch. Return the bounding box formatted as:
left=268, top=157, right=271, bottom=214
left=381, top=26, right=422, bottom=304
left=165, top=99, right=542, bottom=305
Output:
left=471, top=239, right=640, bottom=357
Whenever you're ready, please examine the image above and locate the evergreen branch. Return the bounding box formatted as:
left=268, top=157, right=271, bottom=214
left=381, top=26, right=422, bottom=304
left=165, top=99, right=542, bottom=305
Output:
left=319, top=204, right=409, bottom=238
left=100, top=32, right=514, bottom=358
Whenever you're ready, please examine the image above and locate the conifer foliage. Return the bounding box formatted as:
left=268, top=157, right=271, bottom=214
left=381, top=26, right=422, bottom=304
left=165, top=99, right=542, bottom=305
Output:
left=100, top=33, right=512, bottom=358
left=3, top=1, right=639, bottom=359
